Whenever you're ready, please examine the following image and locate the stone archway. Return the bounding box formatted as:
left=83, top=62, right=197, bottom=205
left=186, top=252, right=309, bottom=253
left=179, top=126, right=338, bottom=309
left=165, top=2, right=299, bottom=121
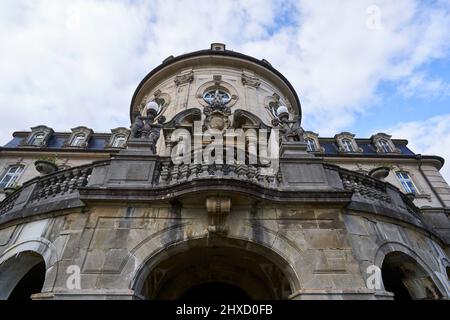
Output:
left=0, top=251, right=46, bottom=300
left=132, top=237, right=298, bottom=300
left=381, top=251, right=443, bottom=300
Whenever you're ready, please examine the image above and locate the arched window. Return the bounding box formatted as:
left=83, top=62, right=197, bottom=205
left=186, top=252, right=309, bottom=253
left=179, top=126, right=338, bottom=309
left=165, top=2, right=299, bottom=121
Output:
left=378, top=139, right=392, bottom=153
left=29, top=133, right=45, bottom=146
left=112, top=135, right=127, bottom=148
left=0, top=165, right=24, bottom=189
left=396, top=171, right=417, bottom=194
left=71, top=134, right=85, bottom=147
left=305, top=138, right=316, bottom=152
left=341, top=139, right=354, bottom=152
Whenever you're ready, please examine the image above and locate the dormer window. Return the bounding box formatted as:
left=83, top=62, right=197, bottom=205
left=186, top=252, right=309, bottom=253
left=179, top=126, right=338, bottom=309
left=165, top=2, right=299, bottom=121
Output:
left=342, top=139, right=354, bottom=152
left=335, top=132, right=361, bottom=154
left=303, top=131, right=323, bottom=153
left=106, top=127, right=130, bottom=149
left=112, top=135, right=127, bottom=148
left=71, top=134, right=86, bottom=147
left=378, top=139, right=391, bottom=153
left=305, top=138, right=316, bottom=152
left=371, top=133, right=399, bottom=154
left=30, top=133, right=45, bottom=146
left=65, top=126, right=93, bottom=148
left=23, top=126, right=53, bottom=147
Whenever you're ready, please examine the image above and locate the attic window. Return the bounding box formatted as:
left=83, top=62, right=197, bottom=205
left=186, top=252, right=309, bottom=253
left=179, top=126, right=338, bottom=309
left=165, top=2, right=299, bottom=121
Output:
left=341, top=139, right=354, bottom=152
left=71, top=134, right=86, bottom=147
left=30, top=133, right=45, bottom=146
left=378, top=139, right=392, bottom=153
left=305, top=138, right=316, bottom=152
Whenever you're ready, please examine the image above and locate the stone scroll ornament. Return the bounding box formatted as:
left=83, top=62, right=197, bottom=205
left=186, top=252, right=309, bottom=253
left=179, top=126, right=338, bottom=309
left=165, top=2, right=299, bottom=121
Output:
left=271, top=105, right=305, bottom=143
left=130, top=100, right=166, bottom=154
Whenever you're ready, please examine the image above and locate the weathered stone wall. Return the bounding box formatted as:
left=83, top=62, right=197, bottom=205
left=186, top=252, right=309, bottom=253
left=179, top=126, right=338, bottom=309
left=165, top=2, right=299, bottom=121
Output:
left=1, top=199, right=448, bottom=299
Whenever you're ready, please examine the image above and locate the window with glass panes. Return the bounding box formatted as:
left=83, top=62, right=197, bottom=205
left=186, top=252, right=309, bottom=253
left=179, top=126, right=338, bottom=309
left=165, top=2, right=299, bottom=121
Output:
left=342, top=139, right=354, bottom=152
left=396, top=171, right=417, bottom=194
left=305, top=138, right=316, bottom=152
left=0, top=165, right=24, bottom=189
left=378, top=139, right=391, bottom=152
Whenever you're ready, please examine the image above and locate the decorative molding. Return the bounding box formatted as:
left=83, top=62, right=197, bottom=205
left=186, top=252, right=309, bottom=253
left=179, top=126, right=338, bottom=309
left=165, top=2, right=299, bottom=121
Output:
left=241, top=73, right=261, bottom=88
left=174, top=71, right=194, bottom=86
left=206, top=196, right=231, bottom=235
left=213, top=75, right=222, bottom=86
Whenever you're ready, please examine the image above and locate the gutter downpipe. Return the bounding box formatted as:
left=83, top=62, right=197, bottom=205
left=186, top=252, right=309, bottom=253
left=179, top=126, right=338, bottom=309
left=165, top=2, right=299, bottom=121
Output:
left=416, top=154, right=446, bottom=208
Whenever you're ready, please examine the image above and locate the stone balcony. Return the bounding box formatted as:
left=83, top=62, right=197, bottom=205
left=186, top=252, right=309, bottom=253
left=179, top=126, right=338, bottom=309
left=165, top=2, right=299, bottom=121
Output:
left=0, top=147, right=440, bottom=244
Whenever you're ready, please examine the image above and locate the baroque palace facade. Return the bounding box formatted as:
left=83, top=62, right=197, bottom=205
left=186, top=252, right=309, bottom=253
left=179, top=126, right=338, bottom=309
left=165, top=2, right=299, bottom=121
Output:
left=0, top=43, right=449, bottom=300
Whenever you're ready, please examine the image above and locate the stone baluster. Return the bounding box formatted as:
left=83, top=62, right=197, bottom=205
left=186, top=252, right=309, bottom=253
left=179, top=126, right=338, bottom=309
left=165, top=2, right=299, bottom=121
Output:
left=236, top=164, right=248, bottom=180
left=170, top=164, right=179, bottom=184
left=158, top=161, right=170, bottom=185
left=178, top=164, right=189, bottom=182
left=198, top=163, right=210, bottom=178
left=188, top=163, right=199, bottom=181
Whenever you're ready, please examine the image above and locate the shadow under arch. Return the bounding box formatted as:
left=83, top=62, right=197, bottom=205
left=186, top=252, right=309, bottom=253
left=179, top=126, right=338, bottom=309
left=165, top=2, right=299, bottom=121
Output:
left=374, top=241, right=447, bottom=299
left=0, top=238, right=59, bottom=300
left=131, top=236, right=300, bottom=300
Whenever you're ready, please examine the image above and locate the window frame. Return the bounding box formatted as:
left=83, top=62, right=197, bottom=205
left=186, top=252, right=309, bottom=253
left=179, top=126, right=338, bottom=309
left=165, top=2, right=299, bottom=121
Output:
left=112, top=135, right=127, bottom=148
left=203, top=89, right=231, bottom=105
left=396, top=171, right=418, bottom=194
left=341, top=139, right=354, bottom=152
left=71, top=134, right=86, bottom=147
left=30, top=133, right=45, bottom=146
left=378, top=139, right=392, bottom=153
left=305, top=138, right=316, bottom=152
left=0, top=165, right=25, bottom=189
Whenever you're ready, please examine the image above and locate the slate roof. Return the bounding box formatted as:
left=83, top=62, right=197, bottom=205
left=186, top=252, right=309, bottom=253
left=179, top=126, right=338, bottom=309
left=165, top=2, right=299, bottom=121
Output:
left=1, top=131, right=416, bottom=156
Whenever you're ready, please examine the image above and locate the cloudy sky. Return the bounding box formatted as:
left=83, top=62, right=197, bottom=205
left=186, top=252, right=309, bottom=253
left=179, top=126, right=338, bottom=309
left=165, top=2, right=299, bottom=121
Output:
left=1, top=0, right=450, bottom=179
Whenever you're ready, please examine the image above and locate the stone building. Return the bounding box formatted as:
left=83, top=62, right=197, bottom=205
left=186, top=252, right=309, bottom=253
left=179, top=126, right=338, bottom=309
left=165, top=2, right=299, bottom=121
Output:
left=0, top=43, right=449, bottom=300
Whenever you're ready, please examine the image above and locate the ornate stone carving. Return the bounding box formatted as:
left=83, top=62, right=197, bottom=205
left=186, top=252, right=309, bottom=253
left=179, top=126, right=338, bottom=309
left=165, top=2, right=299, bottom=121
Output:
left=130, top=111, right=166, bottom=154
left=203, top=89, right=231, bottom=132
left=272, top=110, right=304, bottom=143
left=206, top=196, right=231, bottom=234
left=213, top=75, right=222, bottom=85
left=174, top=71, right=194, bottom=86
left=241, top=73, right=261, bottom=88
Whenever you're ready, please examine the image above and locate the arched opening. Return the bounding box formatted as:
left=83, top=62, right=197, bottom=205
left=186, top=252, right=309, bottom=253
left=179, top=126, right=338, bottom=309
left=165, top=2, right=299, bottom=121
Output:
left=0, top=252, right=46, bottom=300
left=133, top=238, right=296, bottom=300
left=381, top=252, right=443, bottom=300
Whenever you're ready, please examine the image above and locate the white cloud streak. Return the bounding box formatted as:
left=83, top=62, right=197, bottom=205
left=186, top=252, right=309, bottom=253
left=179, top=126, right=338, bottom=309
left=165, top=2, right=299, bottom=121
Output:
left=386, top=114, right=450, bottom=182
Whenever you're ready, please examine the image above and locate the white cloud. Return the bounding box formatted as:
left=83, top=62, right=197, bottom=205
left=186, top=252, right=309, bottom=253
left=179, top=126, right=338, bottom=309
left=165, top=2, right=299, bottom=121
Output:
left=386, top=114, right=450, bottom=182
left=0, top=0, right=449, bottom=151
left=398, top=73, right=450, bottom=98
